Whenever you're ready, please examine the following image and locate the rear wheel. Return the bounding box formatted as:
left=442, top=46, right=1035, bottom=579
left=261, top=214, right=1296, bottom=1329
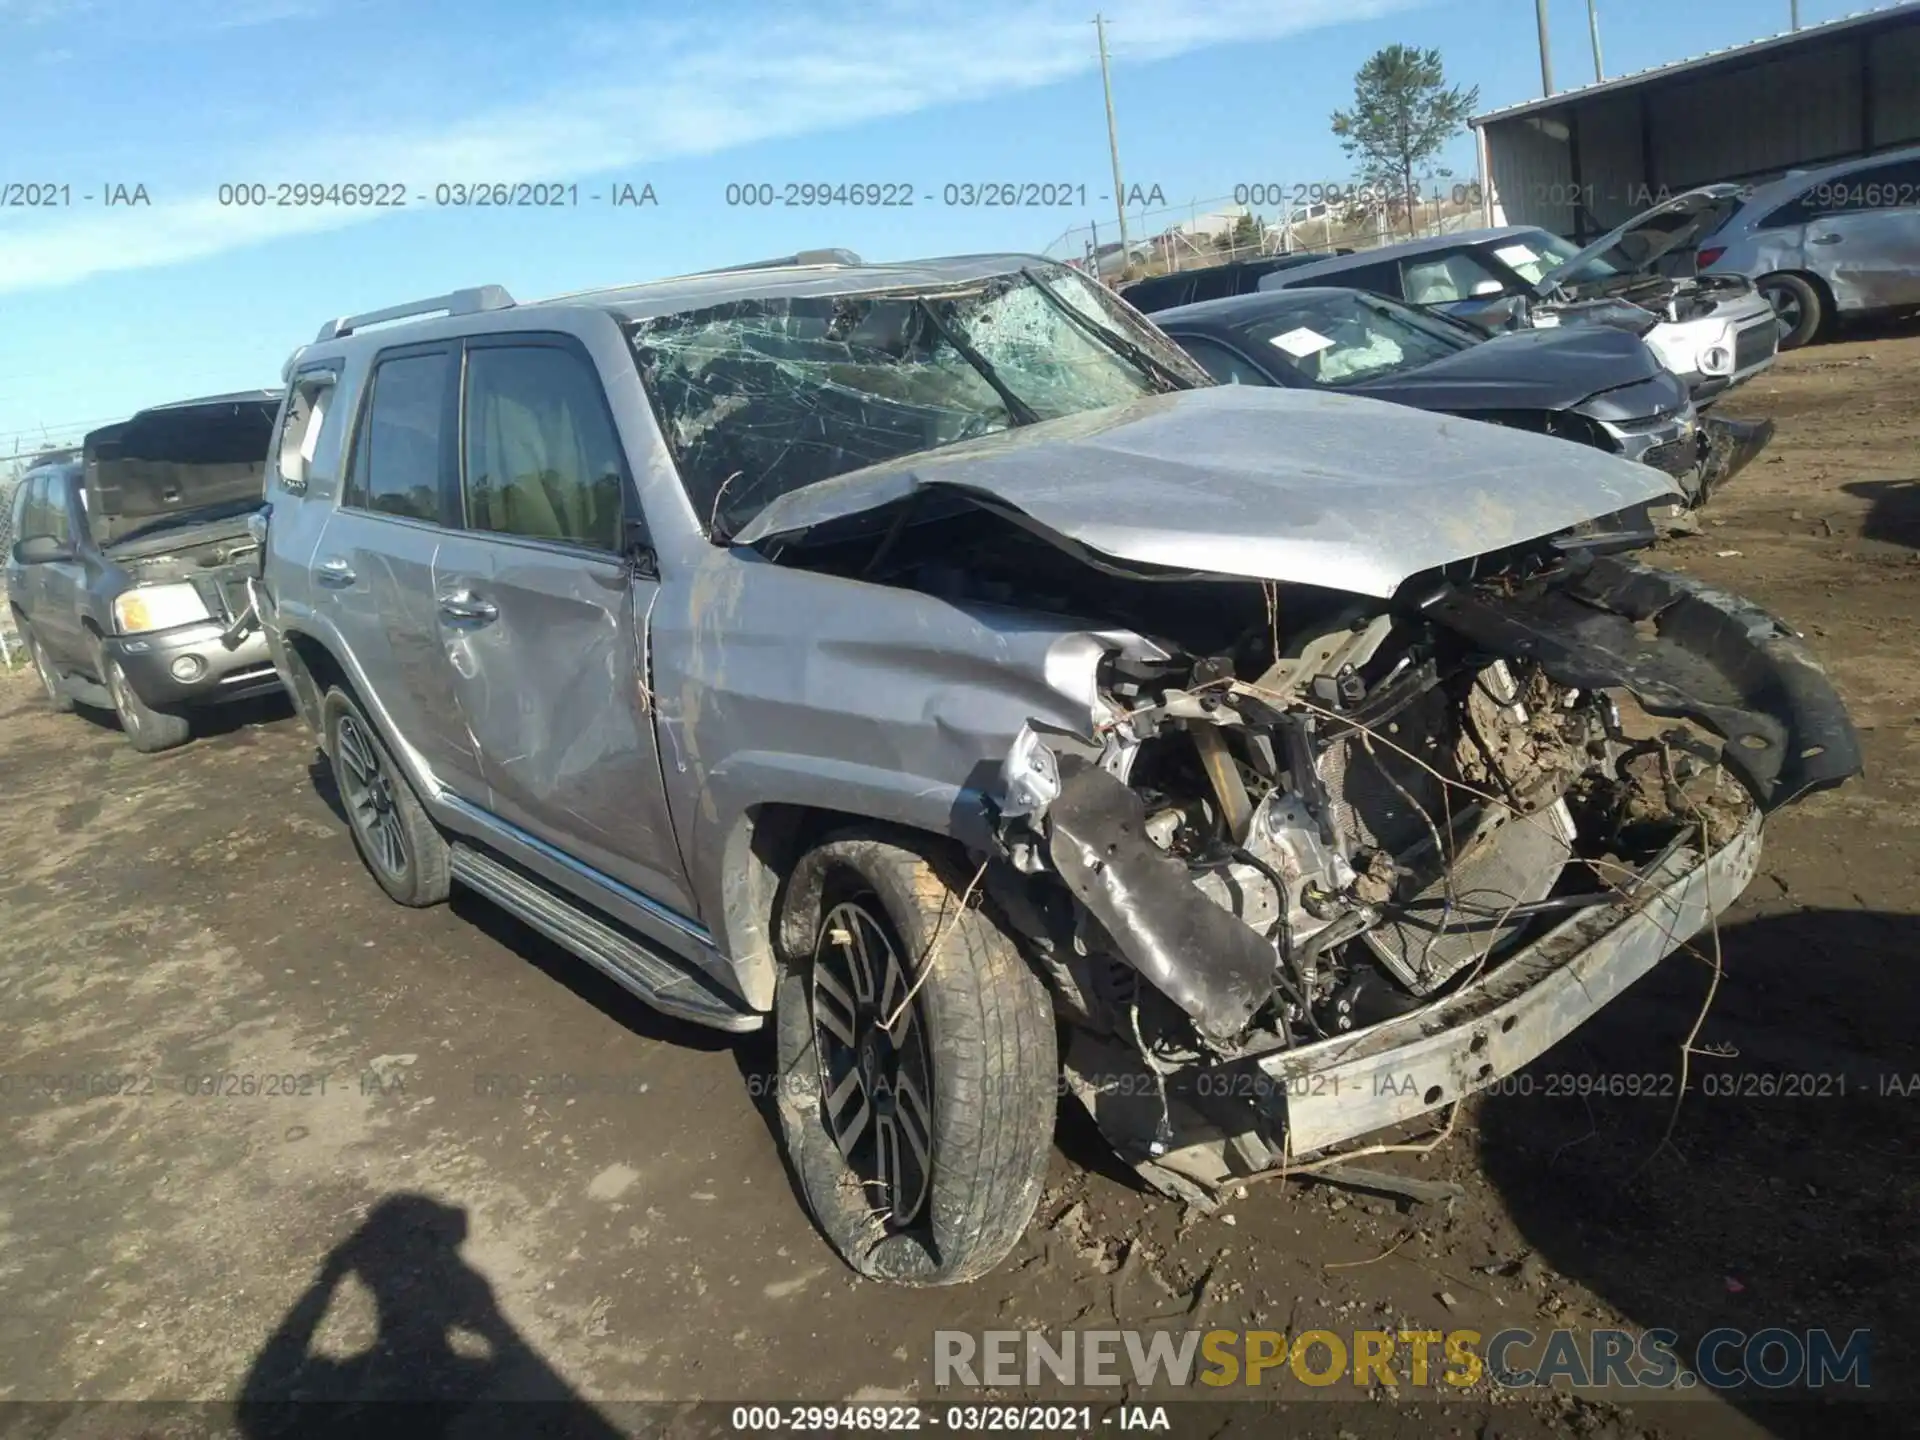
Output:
left=1759, top=273, right=1824, bottom=350
left=773, top=831, right=1056, bottom=1285
left=24, top=626, right=74, bottom=714
left=97, top=642, right=191, bottom=753
left=322, top=687, right=449, bottom=907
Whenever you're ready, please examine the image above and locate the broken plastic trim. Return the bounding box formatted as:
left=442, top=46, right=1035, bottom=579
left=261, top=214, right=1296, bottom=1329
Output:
left=1043, top=754, right=1277, bottom=1042
left=1418, top=555, right=1862, bottom=812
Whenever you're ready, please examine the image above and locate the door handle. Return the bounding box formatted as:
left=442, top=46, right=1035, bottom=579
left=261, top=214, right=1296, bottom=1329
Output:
left=1809, top=232, right=1843, bottom=245
left=315, top=557, right=357, bottom=587
left=438, top=591, right=498, bottom=623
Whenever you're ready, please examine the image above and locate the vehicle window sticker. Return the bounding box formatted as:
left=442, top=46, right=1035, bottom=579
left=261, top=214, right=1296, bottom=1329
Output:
left=1269, top=326, right=1336, bottom=359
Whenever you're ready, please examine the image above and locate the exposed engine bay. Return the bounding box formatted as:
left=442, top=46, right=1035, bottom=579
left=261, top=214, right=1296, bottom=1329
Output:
left=773, top=495, right=1857, bottom=1088
left=990, top=575, right=1739, bottom=1054
left=843, top=506, right=1861, bottom=1194
left=111, top=515, right=263, bottom=625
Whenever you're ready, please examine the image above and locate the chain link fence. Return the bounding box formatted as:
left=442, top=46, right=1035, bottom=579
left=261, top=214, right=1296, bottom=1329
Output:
left=0, top=470, right=22, bottom=670
left=1041, top=182, right=1487, bottom=283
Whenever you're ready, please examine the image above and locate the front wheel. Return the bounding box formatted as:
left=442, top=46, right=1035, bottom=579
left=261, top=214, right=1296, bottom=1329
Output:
left=773, top=831, right=1057, bottom=1285
left=23, top=625, right=74, bottom=714
left=97, top=642, right=191, bottom=753
left=1759, top=273, right=1824, bottom=350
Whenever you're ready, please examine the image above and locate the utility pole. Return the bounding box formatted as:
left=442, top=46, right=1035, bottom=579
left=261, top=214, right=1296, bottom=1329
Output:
left=1791, top=2, right=1801, bottom=31
left=1535, top=0, right=1555, bottom=96
left=1587, top=0, right=1604, bottom=82
left=1094, top=14, right=1130, bottom=274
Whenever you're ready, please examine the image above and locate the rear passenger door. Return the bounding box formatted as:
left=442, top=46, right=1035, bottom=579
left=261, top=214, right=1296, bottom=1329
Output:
left=7, top=477, right=50, bottom=643
left=27, top=475, right=89, bottom=667
left=311, top=342, right=491, bottom=802
left=436, top=334, right=694, bottom=915
left=1805, top=157, right=1920, bottom=308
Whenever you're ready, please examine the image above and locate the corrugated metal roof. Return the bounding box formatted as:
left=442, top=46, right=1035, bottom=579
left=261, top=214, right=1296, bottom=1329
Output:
left=1471, top=1, right=1920, bottom=127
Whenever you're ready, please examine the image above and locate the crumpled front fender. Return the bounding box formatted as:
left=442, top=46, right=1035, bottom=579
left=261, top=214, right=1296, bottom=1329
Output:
left=1422, top=556, right=1862, bottom=811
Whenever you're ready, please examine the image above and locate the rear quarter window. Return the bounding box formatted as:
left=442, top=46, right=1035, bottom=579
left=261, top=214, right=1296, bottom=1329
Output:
left=1294, top=260, right=1404, bottom=298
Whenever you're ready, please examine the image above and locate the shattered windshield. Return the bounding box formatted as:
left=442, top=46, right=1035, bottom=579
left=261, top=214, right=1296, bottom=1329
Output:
left=1244, top=291, right=1476, bottom=387
left=627, top=264, right=1211, bottom=539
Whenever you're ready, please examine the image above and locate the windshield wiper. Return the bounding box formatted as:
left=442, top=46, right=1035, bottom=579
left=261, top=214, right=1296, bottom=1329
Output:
left=1018, top=267, right=1195, bottom=393
left=913, top=298, right=1041, bottom=427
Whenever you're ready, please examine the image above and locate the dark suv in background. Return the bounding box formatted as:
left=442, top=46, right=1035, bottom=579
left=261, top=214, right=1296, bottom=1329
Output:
left=1117, top=251, right=1349, bottom=312
left=5, top=390, right=285, bottom=752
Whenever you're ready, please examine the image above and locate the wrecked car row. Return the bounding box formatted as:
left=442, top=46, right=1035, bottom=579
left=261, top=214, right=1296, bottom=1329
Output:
left=1148, top=285, right=1772, bottom=515
left=9, top=251, right=1861, bottom=1289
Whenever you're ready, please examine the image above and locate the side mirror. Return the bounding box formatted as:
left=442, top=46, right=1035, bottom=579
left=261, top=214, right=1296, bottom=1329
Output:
left=13, top=535, right=74, bottom=565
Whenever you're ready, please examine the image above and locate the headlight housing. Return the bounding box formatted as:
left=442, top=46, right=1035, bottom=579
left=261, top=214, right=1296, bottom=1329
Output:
left=114, top=583, right=211, bottom=634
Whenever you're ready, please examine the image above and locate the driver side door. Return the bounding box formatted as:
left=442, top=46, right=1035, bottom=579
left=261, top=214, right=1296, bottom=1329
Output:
left=436, top=333, right=696, bottom=917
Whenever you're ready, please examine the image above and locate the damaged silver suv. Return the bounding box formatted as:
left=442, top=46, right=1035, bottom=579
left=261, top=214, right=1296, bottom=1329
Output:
left=256, top=253, right=1859, bottom=1285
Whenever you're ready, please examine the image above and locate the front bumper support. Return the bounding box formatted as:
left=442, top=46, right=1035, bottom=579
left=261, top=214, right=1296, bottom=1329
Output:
left=1064, top=813, right=1763, bottom=1202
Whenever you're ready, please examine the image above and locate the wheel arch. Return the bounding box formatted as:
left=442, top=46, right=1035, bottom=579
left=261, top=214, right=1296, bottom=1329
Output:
left=1759, top=268, right=1836, bottom=320
left=278, top=623, right=442, bottom=810
left=709, top=781, right=991, bottom=1014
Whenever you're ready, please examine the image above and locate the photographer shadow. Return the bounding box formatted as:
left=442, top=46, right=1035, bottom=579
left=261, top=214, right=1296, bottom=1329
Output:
left=237, top=1193, right=624, bottom=1440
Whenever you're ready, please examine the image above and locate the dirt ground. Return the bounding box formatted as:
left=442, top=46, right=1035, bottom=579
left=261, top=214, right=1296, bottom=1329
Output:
left=2, top=327, right=1917, bottom=1439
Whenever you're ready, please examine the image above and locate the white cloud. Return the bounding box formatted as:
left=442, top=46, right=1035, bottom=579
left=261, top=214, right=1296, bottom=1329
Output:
left=0, top=0, right=1417, bottom=295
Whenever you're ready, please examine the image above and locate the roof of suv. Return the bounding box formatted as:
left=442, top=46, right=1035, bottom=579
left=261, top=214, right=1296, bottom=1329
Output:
left=1726, top=141, right=1920, bottom=223
left=287, top=252, right=1072, bottom=378
left=551, top=252, right=1054, bottom=323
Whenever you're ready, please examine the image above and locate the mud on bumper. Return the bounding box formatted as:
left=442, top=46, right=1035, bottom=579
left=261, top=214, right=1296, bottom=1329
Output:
left=1064, top=813, right=1763, bottom=1205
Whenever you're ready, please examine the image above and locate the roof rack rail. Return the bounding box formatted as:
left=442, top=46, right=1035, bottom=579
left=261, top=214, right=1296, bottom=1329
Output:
left=693, top=248, right=863, bottom=276
left=314, top=284, right=516, bottom=343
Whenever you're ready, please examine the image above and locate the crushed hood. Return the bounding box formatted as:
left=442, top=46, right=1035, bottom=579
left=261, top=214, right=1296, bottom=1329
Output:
left=734, top=385, right=1682, bottom=598
left=1344, top=323, right=1667, bottom=415
left=1539, top=186, right=1747, bottom=298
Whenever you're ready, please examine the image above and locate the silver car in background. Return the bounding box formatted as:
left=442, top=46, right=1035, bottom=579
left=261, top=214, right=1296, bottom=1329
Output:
left=1698, top=144, right=1920, bottom=349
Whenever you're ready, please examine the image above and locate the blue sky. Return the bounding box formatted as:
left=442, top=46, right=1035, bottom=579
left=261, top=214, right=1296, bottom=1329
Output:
left=0, top=0, right=1864, bottom=454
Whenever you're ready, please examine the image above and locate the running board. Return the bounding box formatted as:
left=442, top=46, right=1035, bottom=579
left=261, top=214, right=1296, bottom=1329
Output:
left=449, top=844, right=763, bottom=1033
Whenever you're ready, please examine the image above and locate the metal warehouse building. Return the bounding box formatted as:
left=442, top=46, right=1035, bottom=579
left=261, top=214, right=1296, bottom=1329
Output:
left=1472, top=1, right=1920, bottom=241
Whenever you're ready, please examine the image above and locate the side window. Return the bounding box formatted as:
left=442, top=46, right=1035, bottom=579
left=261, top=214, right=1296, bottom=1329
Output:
left=344, top=350, right=451, bottom=522
left=461, top=344, right=625, bottom=552
left=1171, top=336, right=1273, bottom=387
left=1401, top=251, right=1508, bottom=305
left=275, top=370, right=340, bottom=494
left=1814, top=158, right=1920, bottom=215
left=43, top=477, right=73, bottom=544
left=1175, top=271, right=1223, bottom=305
left=12, top=475, right=46, bottom=540
left=1759, top=188, right=1818, bottom=229
left=1318, top=260, right=1404, bottom=299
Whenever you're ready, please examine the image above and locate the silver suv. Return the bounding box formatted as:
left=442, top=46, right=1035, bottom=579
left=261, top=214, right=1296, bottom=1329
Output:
left=1698, top=144, right=1920, bottom=349
left=257, top=252, right=1858, bottom=1284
